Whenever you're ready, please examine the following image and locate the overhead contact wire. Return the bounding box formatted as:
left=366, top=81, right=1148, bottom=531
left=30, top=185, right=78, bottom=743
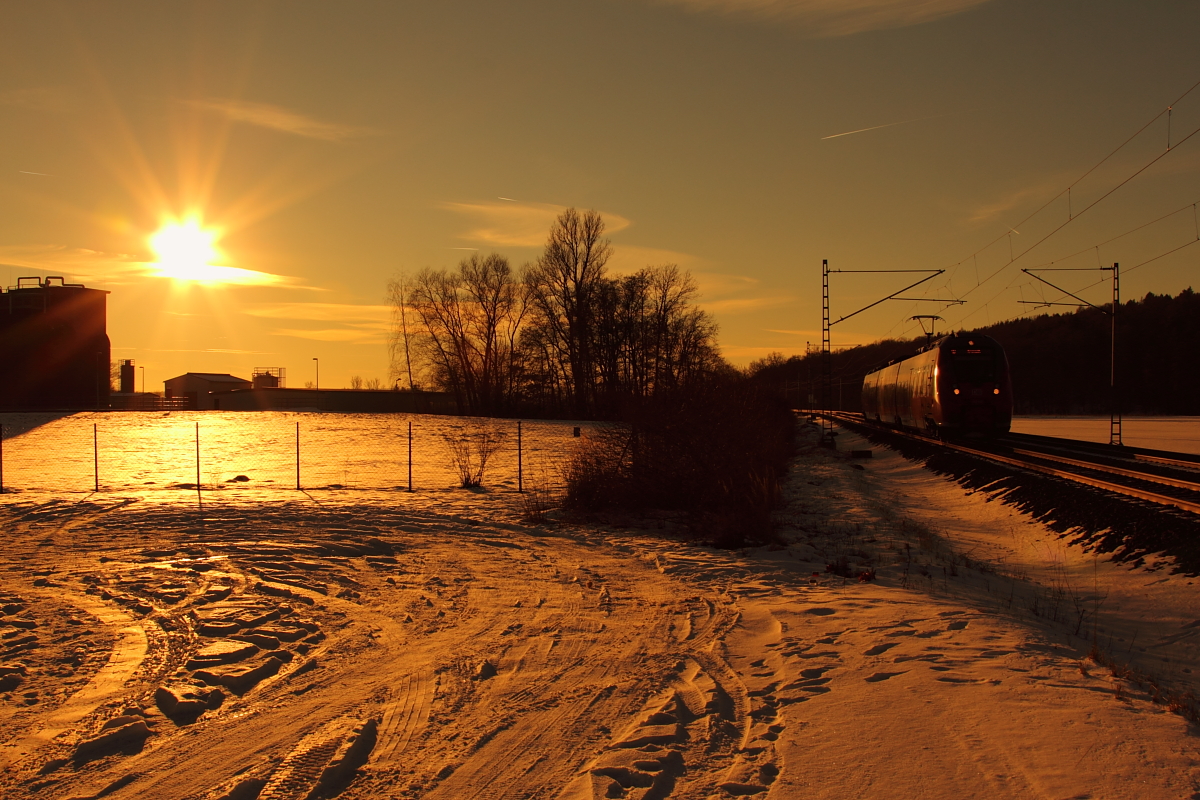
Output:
left=933, top=77, right=1200, bottom=329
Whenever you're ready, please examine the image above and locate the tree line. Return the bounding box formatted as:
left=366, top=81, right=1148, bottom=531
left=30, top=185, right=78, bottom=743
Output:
left=748, top=288, right=1200, bottom=415
left=388, top=208, right=726, bottom=418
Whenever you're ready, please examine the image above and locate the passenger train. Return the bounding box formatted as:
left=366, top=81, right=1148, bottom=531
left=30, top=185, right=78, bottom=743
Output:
left=861, top=333, right=1013, bottom=437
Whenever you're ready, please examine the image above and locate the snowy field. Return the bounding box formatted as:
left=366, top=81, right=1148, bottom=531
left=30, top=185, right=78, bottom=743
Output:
left=0, top=411, right=590, bottom=501
left=0, top=418, right=1194, bottom=799
left=1012, top=415, right=1200, bottom=455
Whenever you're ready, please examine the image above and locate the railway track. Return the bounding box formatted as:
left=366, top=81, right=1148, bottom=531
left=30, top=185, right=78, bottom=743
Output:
left=825, top=412, right=1200, bottom=516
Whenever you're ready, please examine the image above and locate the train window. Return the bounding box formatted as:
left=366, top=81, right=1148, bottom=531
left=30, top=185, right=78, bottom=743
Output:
left=951, top=353, right=995, bottom=384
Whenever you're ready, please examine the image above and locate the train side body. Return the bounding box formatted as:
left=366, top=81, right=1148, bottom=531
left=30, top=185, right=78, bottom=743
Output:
left=861, top=333, right=1012, bottom=436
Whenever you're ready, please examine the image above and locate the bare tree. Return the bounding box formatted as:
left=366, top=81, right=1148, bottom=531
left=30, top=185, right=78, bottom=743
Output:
left=524, top=208, right=612, bottom=417
left=389, top=210, right=722, bottom=418
left=387, top=273, right=418, bottom=390
left=587, top=264, right=720, bottom=412
left=405, top=253, right=528, bottom=414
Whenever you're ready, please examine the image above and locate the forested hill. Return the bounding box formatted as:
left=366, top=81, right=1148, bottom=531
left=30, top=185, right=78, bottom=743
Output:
left=751, top=289, right=1200, bottom=415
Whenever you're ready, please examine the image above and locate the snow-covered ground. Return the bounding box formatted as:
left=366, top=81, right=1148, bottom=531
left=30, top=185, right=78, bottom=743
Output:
left=0, top=419, right=1195, bottom=799
left=1012, top=415, right=1200, bottom=455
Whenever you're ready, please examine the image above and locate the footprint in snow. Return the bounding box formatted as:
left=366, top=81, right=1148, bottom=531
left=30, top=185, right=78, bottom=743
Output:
left=864, top=671, right=906, bottom=683
left=864, top=642, right=899, bottom=657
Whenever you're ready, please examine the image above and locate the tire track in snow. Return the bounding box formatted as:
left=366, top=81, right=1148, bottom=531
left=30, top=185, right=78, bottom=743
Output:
left=0, top=590, right=148, bottom=768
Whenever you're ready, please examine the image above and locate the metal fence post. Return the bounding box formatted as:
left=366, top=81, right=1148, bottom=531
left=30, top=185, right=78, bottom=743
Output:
left=93, top=423, right=99, bottom=493
left=0, top=424, right=4, bottom=494
left=407, top=421, right=413, bottom=492
left=195, top=422, right=202, bottom=505
left=295, top=421, right=301, bottom=491
left=517, top=420, right=523, bottom=493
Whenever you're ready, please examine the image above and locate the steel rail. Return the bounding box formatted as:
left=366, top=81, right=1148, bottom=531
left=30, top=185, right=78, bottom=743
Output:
left=823, top=412, right=1200, bottom=516
left=1132, top=452, right=1200, bottom=473
left=941, top=441, right=1200, bottom=516
left=1003, top=431, right=1200, bottom=473
left=1008, top=447, right=1200, bottom=493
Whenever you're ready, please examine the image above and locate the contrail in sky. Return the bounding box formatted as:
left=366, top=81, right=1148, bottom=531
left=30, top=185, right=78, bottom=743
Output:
left=18, top=170, right=50, bottom=176
left=821, top=112, right=956, bottom=140
left=497, top=197, right=516, bottom=201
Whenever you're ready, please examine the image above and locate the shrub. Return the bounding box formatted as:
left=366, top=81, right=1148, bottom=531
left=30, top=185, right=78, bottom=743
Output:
left=442, top=422, right=508, bottom=488
left=564, top=379, right=796, bottom=547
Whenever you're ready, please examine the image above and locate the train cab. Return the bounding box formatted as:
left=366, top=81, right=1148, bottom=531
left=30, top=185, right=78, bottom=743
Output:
left=862, top=332, right=1012, bottom=438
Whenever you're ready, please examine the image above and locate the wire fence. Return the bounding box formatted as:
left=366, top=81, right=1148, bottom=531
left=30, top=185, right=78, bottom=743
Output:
left=0, top=411, right=594, bottom=500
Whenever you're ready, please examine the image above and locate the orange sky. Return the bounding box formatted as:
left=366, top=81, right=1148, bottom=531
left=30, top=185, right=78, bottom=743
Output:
left=2, top=1, right=1199, bottom=389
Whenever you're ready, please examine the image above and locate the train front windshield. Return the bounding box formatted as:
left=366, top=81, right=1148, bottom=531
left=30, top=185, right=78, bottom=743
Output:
left=949, top=347, right=998, bottom=385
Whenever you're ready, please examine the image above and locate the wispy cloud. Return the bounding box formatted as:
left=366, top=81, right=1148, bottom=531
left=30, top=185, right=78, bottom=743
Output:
left=441, top=200, right=631, bottom=248
left=0, top=245, right=147, bottom=283
left=607, top=244, right=706, bottom=274
left=132, top=348, right=276, bottom=355
left=246, top=303, right=390, bottom=324
left=0, top=244, right=301, bottom=288
left=701, top=295, right=794, bottom=313
left=650, top=0, right=991, bottom=37
left=252, top=303, right=390, bottom=343
left=967, top=174, right=1071, bottom=224
left=692, top=271, right=759, bottom=296
left=145, top=263, right=298, bottom=287
left=271, top=328, right=382, bottom=343
left=766, top=328, right=823, bottom=336
left=187, top=98, right=378, bottom=141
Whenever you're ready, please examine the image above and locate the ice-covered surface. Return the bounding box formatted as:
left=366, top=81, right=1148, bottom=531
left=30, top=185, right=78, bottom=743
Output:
left=1012, top=415, right=1200, bottom=455
left=0, top=419, right=1195, bottom=799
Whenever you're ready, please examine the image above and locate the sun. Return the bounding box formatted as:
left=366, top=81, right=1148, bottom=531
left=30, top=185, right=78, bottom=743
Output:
left=146, top=216, right=289, bottom=286
left=149, top=218, right=225, bottom=282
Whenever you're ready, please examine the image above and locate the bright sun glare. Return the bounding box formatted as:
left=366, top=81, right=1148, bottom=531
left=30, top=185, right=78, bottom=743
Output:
left=149, top=219, right=225, bottom=282
left=147, top=217, right=287, bottom=286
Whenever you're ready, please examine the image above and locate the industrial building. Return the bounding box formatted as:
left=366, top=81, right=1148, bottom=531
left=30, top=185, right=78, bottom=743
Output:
left=164, top=373, right=253, bottom=409
left=0, top=276, right=111, bottom=410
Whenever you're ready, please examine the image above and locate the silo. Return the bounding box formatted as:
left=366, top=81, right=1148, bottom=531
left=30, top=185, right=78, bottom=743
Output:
left=120, top=359, right=135, bottom=394
left=0, top=276, right=111, bottom=410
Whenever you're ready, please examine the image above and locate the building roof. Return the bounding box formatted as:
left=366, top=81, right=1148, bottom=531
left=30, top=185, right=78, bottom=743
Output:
left=167, top=373, right=251, bottom=383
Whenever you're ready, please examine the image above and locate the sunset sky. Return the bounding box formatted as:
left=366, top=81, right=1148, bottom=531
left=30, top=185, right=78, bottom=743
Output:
left=2, top=1, right=1199, bottom=390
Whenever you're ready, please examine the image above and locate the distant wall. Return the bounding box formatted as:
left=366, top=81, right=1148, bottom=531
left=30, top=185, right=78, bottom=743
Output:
left=208, top=387, right=457, bottom=414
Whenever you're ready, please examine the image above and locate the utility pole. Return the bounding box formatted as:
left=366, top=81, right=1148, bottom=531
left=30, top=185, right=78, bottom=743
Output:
left=821, top=261, right=954, bottom=444
left=821, top=260, right=832, bottom=440
left=1020, top=263, right=1121, bottom=446
left=1105, top=262, right=1121, bottom=446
